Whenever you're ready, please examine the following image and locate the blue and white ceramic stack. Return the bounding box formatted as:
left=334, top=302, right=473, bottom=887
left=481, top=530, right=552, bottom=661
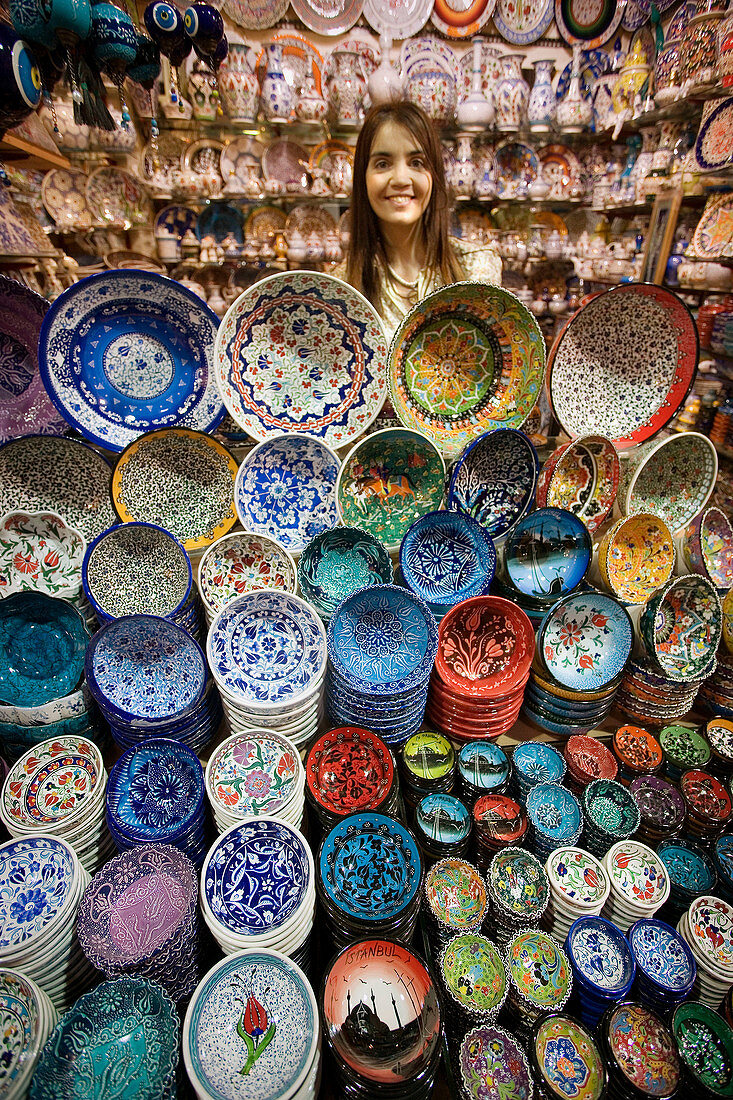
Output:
left=511, top=741, right=566, bottom=802
left=0, top=969, right=57, bottom=1098
left=566, top=914, right=636, bottom=1028
left=627, top=917, right=696, bottom=1011
left=325, top=585, right=438, bottom=746
left=106, top=737, right=207, bottom=865
left=399, top=510, right=496, bottom=622
left=526, top=782, right=583, bottom=860
left=85, top=614, right=220, bottom=754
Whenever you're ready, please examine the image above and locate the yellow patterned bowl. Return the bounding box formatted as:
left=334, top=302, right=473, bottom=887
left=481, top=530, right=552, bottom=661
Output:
left=536, top=434, right=620, bottom=536
left=598, top=513, right=676, bottom=605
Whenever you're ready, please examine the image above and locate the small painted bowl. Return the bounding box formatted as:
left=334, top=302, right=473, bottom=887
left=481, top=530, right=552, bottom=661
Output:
left=619, top=431, right=718, bottom=533
left=538, top=591, right=633, bottom=692
left=639, top=574, right=722, bottom=682
left=536, top=434, right=620, bottom=535
left=446, top=428, right=539, bottom=539
left=0, top=593, right=89, bottom=708
left=298, top=526, right=392, bottom=622
left=0, top=510, right=86, bottom=599
left=197, top=530, right=297, bottom=619
left=504, top=507, right=591, bottom=601
left=598, top=513, right=676, bottom=605
left=672, top=1001, right=733, bottom=1100
left=400, top=509, right=496, bottom=617
left=683, top=506, right=733, bottom=590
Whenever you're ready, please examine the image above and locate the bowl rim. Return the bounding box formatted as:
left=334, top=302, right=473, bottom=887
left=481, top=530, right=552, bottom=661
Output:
left=623, top=431, right=718, bottom=531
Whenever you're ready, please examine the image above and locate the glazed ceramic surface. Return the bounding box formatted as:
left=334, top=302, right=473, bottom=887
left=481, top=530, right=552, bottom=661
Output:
left=425, top=858, right=487, bottom=930
left=0, top=836, right=75, bottom=948
left=672, top=1001, right=733, bottom=1098
left=600, top=513, right=675, bottom=605
left=682, top=769, right=732, bottom=824
left=108, top=739, right=204, bottom=839
left=527, top=783, right=582, bottom=842
left=606, top=840, right=670, bottom=908
left=0, top=511, right=85, bottom=599
left=555, top=0, right=623, bottom=45
left=319, top=812, right=421, bottom=920
left=298, top=527, right=393, bottom=620
left=83, top=523, right=191, bottom=621
left=684, top=506, right=733, bottom=589
left=691, top=192, right=733, bottom=260
left=441, top=933, right=507, bottom=1013
left=0, top=593, right=88, bottom=708
left=628, top=919, right=695, bottom=991
left=207, top=731, right=299, bottom=817
left=548, top=847, right=608, bottom=908
left=621, top=432, right=717, bottom=532
left=400, top=510, right=496, bottom=610
left=657, top=840, right=715, bottom=894
left=0, top=969, right=46, bottom=1095
left=566, top=916, right=635, bottom=992
left=3, top=735, right=102, bottom=829
left=641, top=575, right=721, bottom=682
left=688, top=896, right=733, bottom=972
left=447, top=429, right=539, bottom=538
left=536, top=434, right=619, bottom=535
left=533, top=1015, right=606, bottom=1100
left=460, top=1025, right=533, bottom=1100
left=492, top=0, right=554, bottom=41
left=436, top=595, right=535, bottom=696
left=505, top=507, right=591, bottom=600
left=606, top=1004, right=680, bottom=1097
left=306, top=727, right=393, bottom=817
left=583, top=779, right=640, bottom=837
left=489, top=846, right=549, bottom=917
left=507, top=929, right=571, bottom=1008
left=539, top=592, right=632, bottom=691
left=197, top=533, right=296, bottom=616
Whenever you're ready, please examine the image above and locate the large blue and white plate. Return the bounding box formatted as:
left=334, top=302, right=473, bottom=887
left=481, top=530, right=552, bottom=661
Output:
left=0, top=836, right=76, bottom=949
left=207, top=591, right=327, bottom=708
left=38, top=271, right=225, bottom=452
left=203, top=819, right=312, bottom=935
left=234, top=433, right=340, bottom=553
left=400, top=510, right=496, bottom=610
left=215, top=271, right=388, bottom=450
left=319, top=812, right=421, bottom=921
left=566, top=915, right=636, bottom=995
left=447, top=429, right=539, bottom=539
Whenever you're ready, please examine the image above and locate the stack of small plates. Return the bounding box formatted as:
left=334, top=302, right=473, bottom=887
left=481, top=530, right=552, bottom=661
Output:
left=0, top=969, right=57, bottom=1099
left=85, top=614, right=219, bottom=755
left=326, top=585, right=437, bottom=746
left=423, top=857, right=488, bottom=953
left=207, top=591, right=326, bottom=752
left=505, top=928, right=572, bottom=1036
left=305, top=726, right=398, bottom=836
left=565, top=915, right=636, bottom=1028
left=678, top=895, right=733, bottom=1008
left=201, top=818, right=315, bottom=972
left=31, top=977, right=179, bottom=1100
left=612, top=724, right=663, bottom=785
left=680, top=768, right=733, bottom=841
left=426, top=596, right=534, bottom=742
left=413, top=792, right=471, bottom=865
left=602, top=839, right=671, bottom=931
left=627, top=917, right=696, bottom=1010
left=106, top=737, right=207, bottom=865
left=459, top=1025, right=534, bottom=1100
left=511, top=741, right=566, bottom=802
left=205, top=728, right=305, bottom=834
left=598, top=1002, right=680, bottom=1100
left=629, top=774, right=686, bottom=847
left=472, top=794, right=528, bottom=873
left=184, top=950, right=321, bottom=1100
left=564, top=734, right=618, bottom=794
left=617, top=658, right=708, bottom=729
left=672, top=1001, right=733, bottom=1099
left=698, top=653, right=733, bottom=718
left=77, top=843, right=200, bottom=1003
left=657, top=838, right=718, bottom=926
left=581, top=778, right=641, bottom=859
left=317, top=812, right=422, bottom=950
left=660, top=724, right=712, bottom=781
left=487, top=847, right=549, bottom=947
left=526, top=782, right=583, bottom=859
left=705, top=714, right=733, bottom=776
left=714, top=835, right=733, bottom=904
left=0, top=735, right=113, bottom=874
left=399, top=730, right=455, bottom=817
left=439, top=933, right=507, bottom=1042
left=524, top=656, right=623, bottom=738
left=196, top=530, right=297, bottom=627
left=456, top=741, right=509, bottom=805
left=0, top=835, right=93, bottom=1013
left=545, top=846, right=610, bottom=945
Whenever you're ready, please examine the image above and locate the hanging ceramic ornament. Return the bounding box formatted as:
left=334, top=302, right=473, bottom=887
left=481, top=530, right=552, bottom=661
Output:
left=127, top=33, right=161, bottom=151
left=144, top=1, right=190, bottom=112
left=46, top=0, right=93, bottom=122
left=183, top=3, right=224, bottom=55
left=90, top=2, right=137, bottom=129
left=0, top=23, right=43, bottom=134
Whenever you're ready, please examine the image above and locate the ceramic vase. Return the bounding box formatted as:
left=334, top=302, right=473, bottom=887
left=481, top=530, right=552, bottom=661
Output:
left=218, top=43, right=259, bottom=122
left=720, top=12, right=733, bottom=86
left=188, top=56, right=218, bottom=121
left=261, top=41, right=293, bottom=122
left=654, top=38, right=682, bottom=105
left=328, top=149, right=353, bottom=198
left=327, top=49, right=366, bottom=127
left=295, top=72, right=327, bottom=121
left=556, top=44, right=593, bottom=132
left=592, top=71, right=619, bottom=131
left=368, top=32, right=403, bottom=106
left=494, top=53, right=529, bottom=131
left=527, top=58, right=555, bottom=132
left=451, top=134, right=477, bottom=198
left=456, top=36, right=494, bottom=131
left=680, top=9, right=725, bottom=91
left=611, top=38, right=651, bottom=121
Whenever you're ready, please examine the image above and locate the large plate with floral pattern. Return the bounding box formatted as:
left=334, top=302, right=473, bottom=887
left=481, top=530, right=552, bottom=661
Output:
left=693, top=99, right=733, bottom=173
left=690, top=193, right=733, bottom=261
left=85, top=166, right=151, bottom=230
left=492, top=0, right=554, bottom=44
left=431, top=0, right=496, bottom=37
left=216, top=271, right=388, bottom=449
left=555, top=0, right=624, bottom=46
left=548, top=284, right=698, bottom=449
left=38, top=271, right=225, bottom=453
left=222, top=0, right=288, bottom=28
left=388, top=282, right=545, bottom=461
left=539, top=591, right=633, bottom=691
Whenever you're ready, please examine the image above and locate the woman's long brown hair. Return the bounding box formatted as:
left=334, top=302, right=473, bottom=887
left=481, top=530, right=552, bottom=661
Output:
left=345, top=101, right=465, bottom=314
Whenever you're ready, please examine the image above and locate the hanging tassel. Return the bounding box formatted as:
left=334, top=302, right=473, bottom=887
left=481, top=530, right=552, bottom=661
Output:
left=78, top=56, right=115, bottom=129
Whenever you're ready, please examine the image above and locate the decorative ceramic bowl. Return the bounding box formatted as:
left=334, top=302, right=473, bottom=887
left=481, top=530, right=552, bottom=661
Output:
left=336, top=427, right=445, bottom=554
left=566, top=915, right=636, bottom=996
left=536, top=434, right=620, bottom=535
left=197, top=531, right=297, bottom=621
left=619, top=431, right=718, bottom=533
left=682, top=505, right=733, bottom=590
left=598, top=512, right=676, bottom=605
left=724, top=588, right=733, bottom=655
left=306, top=726, right=395, bottom=820
left=600, top=1002, right=680, bottom=1100
left=672, top=1001, right=733, bottom=1099
left=440, top=932, right=507, bottom=1018
left=298, top=526, right=393, bottom=622
left=639, top=574, right=722, bottom=682
left=82, top=522, right=192, bottom=623
left=436, top=595, right=535, bottom=698
left=0, top=511, right=86, bottom=600
left=529, top=1014, right=607, bottom=1100
left=627, top=918, right=696, bottom=999
left=0, top=969, right=57, bottom=1098
left=0, top=593, right=89, bottom=708
left=539, top=591, right=633, bottom=692
left=447, top=428, right=540, bottom=539
left=400, top=509, right=496, bottom=616
left=504, top=507, right=591, bottom=601
left=460, top=1025, right=533, bottom=1100
left=235, top=432, right=340, bottom=554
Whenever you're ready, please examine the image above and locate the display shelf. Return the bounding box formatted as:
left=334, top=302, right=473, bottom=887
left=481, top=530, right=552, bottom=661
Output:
left=0, top=131, right=70, bottom=171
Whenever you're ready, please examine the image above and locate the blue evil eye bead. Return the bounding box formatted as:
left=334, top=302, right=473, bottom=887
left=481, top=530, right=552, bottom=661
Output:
left=183, top=3, right=223, bottom=54
left=91, top=3, right=137, bottom=68
left=0, top=24, right=42, bottom=122
left=143, top=1, right=184, bottom=43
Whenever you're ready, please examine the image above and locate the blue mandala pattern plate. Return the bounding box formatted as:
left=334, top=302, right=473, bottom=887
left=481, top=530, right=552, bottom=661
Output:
left=37, top=271, right=224, bottom=453
left=399, top=510, right=496, bottom=610
left=0, top=836, right=76, bottom=948
left=319, top=812, right=421, bottom=921
left=526, top=782, right=582, bottom=840
left=107, top=738, right=204, bottom=839
left=628, top=919, right=696, bottom=992
left=567, top=916, right=635, bottom=994
left=234, top=433, right=340, bottom=553
left=513, top=741, right=566, bottom=785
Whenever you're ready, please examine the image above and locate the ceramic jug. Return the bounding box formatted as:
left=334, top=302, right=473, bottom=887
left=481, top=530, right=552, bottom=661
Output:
left=327, top=49, right=366, bottom=127
left=295, top=72, right=327, bottom=121
left=328, top=149, right=353, bottom=198
left=261, top=42, right=293, bottom=122
left=556, top=45, right=593, bottom=132
left=456, top=36, right=494, bottom=131
left=368, top=32, right=404, bottom=106
left=494, top=53, right=529, bottom=131
left=451, top=135, right=477, bottom=198
left=187, top=56, right=219, bottom=121
left=218, top=43, right=259, bottom=122
left=406, top=58, right=457, bottom=124
left=527, top=58, right=555, bottom=132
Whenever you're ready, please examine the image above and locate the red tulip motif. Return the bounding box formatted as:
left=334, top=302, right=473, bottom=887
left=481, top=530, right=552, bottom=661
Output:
left=237, top=988, right=276, bottom=1076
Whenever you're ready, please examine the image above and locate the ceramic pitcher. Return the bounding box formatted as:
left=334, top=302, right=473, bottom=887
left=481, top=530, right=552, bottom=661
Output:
left=527, top=59, right=555, bottom=132
left=261, top=42, right=293, bottom=122
left=494, top=54, right=529, bottom=132
left=218, top=43, right=259, bottom=122
left=327, top=50, right=366, bottom=127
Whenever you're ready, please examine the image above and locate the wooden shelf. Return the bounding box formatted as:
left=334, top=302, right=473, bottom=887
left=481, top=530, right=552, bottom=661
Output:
left=0, top=132, right=70, bottom=171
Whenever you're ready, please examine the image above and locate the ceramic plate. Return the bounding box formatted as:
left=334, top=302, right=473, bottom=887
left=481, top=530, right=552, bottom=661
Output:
left=447, top=428, right=539, bottom=539
left=40, top=168, right=93, bottom=230
left=431, top=0, right=495, bottom=36
left=388, top=282, right=545, bottom=460
left=195, top=204, right=244, bottom=244
left=548, top=284, right=698, bottom=448
left=222, top=0, right=288, bottom=27
left=556, top=48, right=608, bottom=100
left=112, top=428, right=238, bottom=552
left=539, top=592, right=633, bottom=691
left=0, top=510, right=85, bottom=598
left=0, top=836, right=76, bottom=948
left=107, top=739, right=204, bottom=840
left=291, top=0, right=363, bottom=34
left=400, top=510, right=496, bottom=608
left=243, top=205, right=287, bottom=243
left=555, top=0, right=624, bottom=45
left=494, top=141, right=540, bottom=198
left=85, top=167, right=151, bottom=229
left=690, top=193, right=733, bottom=261
left=319, top=811, right=421, bottom=919
left=693, top=100, right=733, bottom=173
left=220, top=136, right=264, bottom=182
left=492, top=0, right=554, bottom=43
left=284, top=203, right=337, bottom=240
left=436, top=595, right=535, bottom=696
left=197, top=532, right=297, bottom=616
left=261, top=138, right=311, bottom=189
left=207, top=730, right=300, bottom=817
left=38, top=271, right=224, bottom=452
left=363, top=0, right=433, bottom=39
left=182, top=139, right=224, bottom=179
left=255, top=33, right=325, bottom=97
left=538, top=145, right=583, bottom=198
left=83, top=522, right=192, bottom=621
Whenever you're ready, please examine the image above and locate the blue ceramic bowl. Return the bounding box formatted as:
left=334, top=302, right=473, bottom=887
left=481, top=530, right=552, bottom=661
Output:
left=627, top=918, right=696, bottom=996
left=512, top=741, right=566, bottom=787
left=447, top=428, right=539, bottom=539
left=523, top=701, right=611, bottom=737
left=538, top=591, right=633, bottom=692
left=566, top=915, right=636, bottom=998
left=298, top=526, right=393, bottom=622
left=458, top=741, right=509, bottom=793
left=400, top=510, right=496, bottom=615
left=526, top=782, right=583, bottom=842
left=504, top=507, right=591, bottom=601
left=0, top=592, right=88, bottom=708
left=525, top=681, right=614, bottom=719
left=106, top=737, right=205, bottom=843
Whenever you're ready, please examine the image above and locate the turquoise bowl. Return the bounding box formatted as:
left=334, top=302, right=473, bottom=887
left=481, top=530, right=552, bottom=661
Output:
left=297, top=526, right=392, bottom=622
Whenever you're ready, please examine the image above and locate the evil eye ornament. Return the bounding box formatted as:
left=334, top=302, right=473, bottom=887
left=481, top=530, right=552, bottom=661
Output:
left=0, top=24, right=42, bottom=128
left=126, top=33, right=161, bottom=88
left=195, top=32, right=227, bottom=65
left=144, top=1, right=185, bottom=44
left=183, top=3, right=223, bottom=54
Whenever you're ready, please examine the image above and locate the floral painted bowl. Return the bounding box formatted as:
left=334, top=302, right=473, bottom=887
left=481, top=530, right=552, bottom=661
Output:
left=0, top=511, right=86, bottom=600
left=197, top=531, right=297, bottom=621
left=619, top=431, right=718, bottom=533
left=598, top=513, right=676, bottom=605
left=536, top=434, right=620, bottom=535
left=400, top=510, right=496, bottom=618
left=504, top=507, right=591, bottom=602
left=639, top=574, right=722, bottom=682
left=538, top=592, right=633, bottom=692
left=336, top=428, right=445, bottom=554
left=447, top=428, right=539, bottom=540
left=682, top=506, right=733, bottom=590
left=298, top=526, right=393, bottom=622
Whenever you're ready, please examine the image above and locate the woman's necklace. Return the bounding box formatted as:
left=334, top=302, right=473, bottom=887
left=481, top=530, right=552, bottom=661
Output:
left=386, top=261, right=420, bottom=301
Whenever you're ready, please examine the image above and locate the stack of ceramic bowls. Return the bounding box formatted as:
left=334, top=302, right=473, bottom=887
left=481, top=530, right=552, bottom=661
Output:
left=699, top=657, right=733, bottom=719
left=0, top=735, right=113, bottom=873
left=627, top=917, right=696, bottom=1010
left=511, top=741, right=566, bottom=802
left=565, top=915, right=636, bottom=1028
left=184, top=950, right=321, bottom=1100
left=602, top=839, right=671, bottom=931
left=545, top=846, right=611, bottom=945
left=413, top=792, right=471, bottom=866
left=399, top=510, right=496, bottom=621
left=672, top=1001, right=733, bottom=1099
left=660, top=724, right=712, bottom=780
left=459, top=1025, right=534, bottom=1100
left=196, top=530, right=297, bottom=628
left=201, top=818, right=315, bottom=971
left=680, top=769, right=733, bottom=841
left=564, top=734, right=618, bottom=794
left=31, top=977, right=179, bottom=1100
left=321, top=937, right=442, bottom=1100
left=0, top=835, right=94, bottom=1013
left=456, top=741, right=509, bottom=805
left=617, top=657, right=709, bottom=729
left=205, top=728, right=305, bottom=834
left=0, top=969, right=57, bottom=1098
left=326, top=585, right=437, bottom=746
left=399, top=730, right=455, bottom=817
left=598, top=1001, right=681, bottom=1100
left=106, top=737, right=207, bottom=865
left=526, top=782, right=583, bottom=859
left=487, top=847, right=549, bottom=947
left=525, top=654, right=624, bottom=738
left=299, top=526, right=394, bottom=624
left=422, top=857, right=488, bottom=953
left=77, top=844, right=200, bottom=1003
left=85, top=614, right=219, bottom=755
left=0, top=683, right=104, bottom=766
left=638, top=573, right=721, bottom=685
left=657, top=839, right=717, bottom=926
left=305, top=726, right=399, bottom=836
left=714, top=835, right=733, bottom=903
left=529, top=1014, right=607, bottom=1100
left=612, top=724, right=663, bottom=785
left=629, top=774, right=686, bottom=847
left=704, top=714, right=733, bottom=776
left=207, top=590, right=326, bottom=752
left=678, top=895, right=733, bottom=1008
left=317, top=812, right=422, bottom=950
left=472, top=794, right=528, bottom=873
left=426, top=596, right=535, bottom=742
left=439, top=932, right=507, bottom=1042
left=581, top=778, right=641, bottom=859
left=505, top=928, right=572, bottom=1036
